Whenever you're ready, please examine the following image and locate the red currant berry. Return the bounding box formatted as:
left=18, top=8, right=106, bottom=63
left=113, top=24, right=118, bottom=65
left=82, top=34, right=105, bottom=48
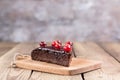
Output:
left=63, top=44, right=72, bottom=53
left=39, top=41, right=46, bottom=47
left=54, top=43, right=61, bottom=49
left=52, top=41, right=57, bottom=47
left=66, top=41, right=73, bottom=46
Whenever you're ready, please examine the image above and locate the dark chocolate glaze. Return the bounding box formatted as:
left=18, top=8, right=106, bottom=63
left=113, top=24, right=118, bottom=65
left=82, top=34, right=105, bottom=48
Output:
left=31, top=46, right=72, bottom=67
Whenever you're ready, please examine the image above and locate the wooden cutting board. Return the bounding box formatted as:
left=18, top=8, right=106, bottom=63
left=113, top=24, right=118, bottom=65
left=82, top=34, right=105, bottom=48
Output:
left=14, top=55, right=101, bottom=75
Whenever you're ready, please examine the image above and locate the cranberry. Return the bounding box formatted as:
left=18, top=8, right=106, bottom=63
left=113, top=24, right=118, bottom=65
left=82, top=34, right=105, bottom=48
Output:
left=66, top=41, right=73, bottom=46
left=52, top=41, right=58, bottom=47
left=39, top=41, right=46, bottom=47
left=63, top=44, right=72, bottom=53
left=54, top=43, right=61, bottom=49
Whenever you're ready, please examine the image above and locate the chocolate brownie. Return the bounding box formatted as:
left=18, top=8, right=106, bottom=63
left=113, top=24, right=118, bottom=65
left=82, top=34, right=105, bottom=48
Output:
left=31, top=41, right=73, bottom=67
left=31, top=47, right=72, bottom=67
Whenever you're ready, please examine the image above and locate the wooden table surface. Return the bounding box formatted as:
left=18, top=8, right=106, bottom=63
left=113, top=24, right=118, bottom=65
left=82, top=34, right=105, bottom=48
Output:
left=0, top=42, right=120, bottom=80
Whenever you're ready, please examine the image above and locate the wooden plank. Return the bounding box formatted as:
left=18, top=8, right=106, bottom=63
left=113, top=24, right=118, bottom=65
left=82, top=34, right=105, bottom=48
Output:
left=73, top=42, right=120, bottom=80
left=0, top=42, right=18, bottom=48
left=29, top=72, right=82, bottom=80
left=0, top=42, right=17, bottom=57
left=0, top=43, right=35, bottom=80
left=0, top=48, right=12, bottom=57
left=28, top=43, right=83, bottom=80
left=99, top=42, right=120, bottom=62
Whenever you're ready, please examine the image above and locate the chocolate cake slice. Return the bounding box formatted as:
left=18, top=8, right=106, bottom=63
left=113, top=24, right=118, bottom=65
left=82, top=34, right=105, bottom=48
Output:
left=31, top=41, right=73, bottom=67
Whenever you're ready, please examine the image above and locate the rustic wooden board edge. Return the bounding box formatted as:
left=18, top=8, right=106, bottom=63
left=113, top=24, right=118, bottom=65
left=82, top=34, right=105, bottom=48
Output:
left=14, top=55, right=101, bottom=76
left=69, top=61, right=101, bottom=75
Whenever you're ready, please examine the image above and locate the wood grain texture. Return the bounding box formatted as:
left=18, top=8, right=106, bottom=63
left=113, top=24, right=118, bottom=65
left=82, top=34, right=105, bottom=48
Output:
left=0, top=42, right=17, bottom=57
left=29, top=70, right=83, bottom=80
left=29, top=71, right=82, bottom=80
left=0, top=43, right=35, bottom=80
left=73, top=42, right=120, bottom=80
left=0, top=42, right=18, bottom=48
left=98, top=42, right=120, bottom=62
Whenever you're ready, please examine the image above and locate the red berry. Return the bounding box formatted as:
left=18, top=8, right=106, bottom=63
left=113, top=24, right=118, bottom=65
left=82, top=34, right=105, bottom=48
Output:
left=52, top=41, right=57, bottom=47
left=39, top=41, right=46, bottom=47
left=63, top=44, right=72, bottom=53
left=66, top=41, right=73, bottom=46
left=54, top=43, right=61, bottom=49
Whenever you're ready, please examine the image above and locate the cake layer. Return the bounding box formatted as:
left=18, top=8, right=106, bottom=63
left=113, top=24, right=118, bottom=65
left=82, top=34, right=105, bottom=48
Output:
left=31, top=47, right=72, bottom=67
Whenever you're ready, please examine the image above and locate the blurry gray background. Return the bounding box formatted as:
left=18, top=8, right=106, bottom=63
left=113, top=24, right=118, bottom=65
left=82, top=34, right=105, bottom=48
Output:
left=0, top=0, right=120, bottom=42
